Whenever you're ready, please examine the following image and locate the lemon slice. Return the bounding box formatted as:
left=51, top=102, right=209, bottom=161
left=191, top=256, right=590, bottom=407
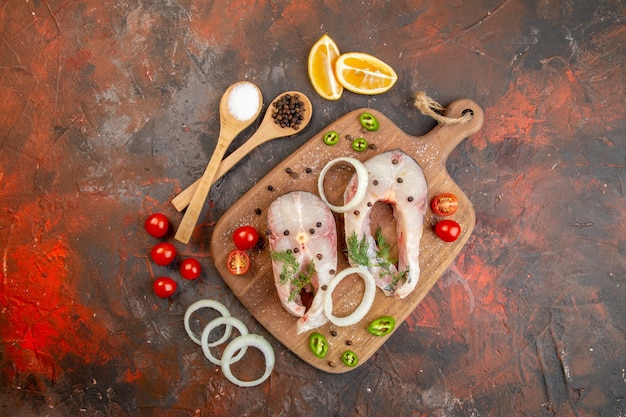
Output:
left=335, top=52, right=398, bottom=95
left=307, top=34, right=343, bottom=100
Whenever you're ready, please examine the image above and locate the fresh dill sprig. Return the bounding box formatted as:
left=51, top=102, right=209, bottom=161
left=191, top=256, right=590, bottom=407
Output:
left=271, top=249, right=316, bottom=302
left=346, top=228, right=407, bottom=290
left=346, top=232, right=371, bottom=267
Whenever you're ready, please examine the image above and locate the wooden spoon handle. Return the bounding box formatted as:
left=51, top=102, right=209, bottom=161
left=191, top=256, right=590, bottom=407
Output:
left=171, top=125, right=274, bottom=212
left=174, top=131, right=235, bottom=243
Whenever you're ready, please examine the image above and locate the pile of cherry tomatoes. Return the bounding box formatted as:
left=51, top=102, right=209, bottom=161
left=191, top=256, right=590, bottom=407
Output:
left=226, top=225, right=260, bottom=275
left=430, top=193, right=461, bottom=242
left=145, top=213, right=202, bottom=298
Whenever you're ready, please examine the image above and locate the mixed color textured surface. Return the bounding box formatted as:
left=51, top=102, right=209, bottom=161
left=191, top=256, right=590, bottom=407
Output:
left=1, top=1, right=624, bottom=416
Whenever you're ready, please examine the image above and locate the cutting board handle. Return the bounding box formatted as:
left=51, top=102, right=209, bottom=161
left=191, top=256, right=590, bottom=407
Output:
left=426, top=98, right=484, bottom=166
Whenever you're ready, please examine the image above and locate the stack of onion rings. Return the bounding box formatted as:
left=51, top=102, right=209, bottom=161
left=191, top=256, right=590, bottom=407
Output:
left=184, top=299, right=274, bottom=387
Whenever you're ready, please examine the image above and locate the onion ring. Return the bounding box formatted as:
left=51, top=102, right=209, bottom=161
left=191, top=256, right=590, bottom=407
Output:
left=324, top=266, right=376, bottom=327
left=317, top=157, right=368, bottom=213
left=220, top=334, right=275, bottom=387
left=184, top=299, right=232, bottom=346
left=201, top=316, right=249, bottom=365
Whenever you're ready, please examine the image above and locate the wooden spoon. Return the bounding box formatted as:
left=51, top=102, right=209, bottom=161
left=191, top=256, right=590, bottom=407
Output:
left=174, top=81, right=263, bottom=244
left=171, top=91, right=313, bottom=212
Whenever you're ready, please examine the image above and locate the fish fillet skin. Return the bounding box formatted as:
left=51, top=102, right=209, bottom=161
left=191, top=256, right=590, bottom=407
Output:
left=267, top=191, right=338, bottom=333
left=343, top=149, right=428, bottom=298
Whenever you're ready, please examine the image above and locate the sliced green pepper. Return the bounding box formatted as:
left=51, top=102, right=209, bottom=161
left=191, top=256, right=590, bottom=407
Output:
left=341, top=350, right=358, bottom=367
left=367, top=316, right=396, bottom=336
left=359, top=112, right=380, bottom=131
left=351, top=137, right=368, bottom=152
left=309, top=332, right=329, bottom=359
left=322, top=131, right=339, bottom=146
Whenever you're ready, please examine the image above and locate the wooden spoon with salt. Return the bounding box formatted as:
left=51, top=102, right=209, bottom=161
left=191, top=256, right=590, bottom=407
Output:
left=175, top=81, right=263, bottom=244
left=171, top=91, right=313, bottom=212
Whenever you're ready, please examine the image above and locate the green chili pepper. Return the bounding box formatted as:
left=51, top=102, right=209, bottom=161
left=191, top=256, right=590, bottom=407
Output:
left=359, top=112, right=380, bottom=131
left=367, top=316, right=396, bottom=336
left=341, top=350, right=358, bottom=367
left=351, top=137, right=368, bottom=152
left=309, top=332, right=329, bottom=359
left=322, top=131, right=339, bottom=146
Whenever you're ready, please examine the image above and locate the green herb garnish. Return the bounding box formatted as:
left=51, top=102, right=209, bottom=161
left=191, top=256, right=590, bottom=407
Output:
left=271, top=249, right=316, bottom=302
left=346, top=229, right=407, bottom=291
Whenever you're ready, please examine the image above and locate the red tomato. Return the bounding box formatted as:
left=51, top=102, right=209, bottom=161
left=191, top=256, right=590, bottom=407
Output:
left=180, top=257, right=202, bottom=280
left=431, top=193, right=458, bottom=216
left=232, top=225, right=260, bottom=250
left=151, top=242, right=177, bottom=266
left=145, top=213, right=169, bottom=238
left=227, top=250, right=250, bottom=275
left=435, top=219, right=461, bottom=242
left=153, top=276, right=177, bottom=298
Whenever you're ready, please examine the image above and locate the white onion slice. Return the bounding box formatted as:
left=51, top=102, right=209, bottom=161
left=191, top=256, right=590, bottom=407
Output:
left=184, top=299, right=232, bottom=346
left=220, top=334, right=275, bottom=387
left=324, top=266, right=376, bottom=327
left=201, top=316, right=249, bottom=365
left=317, top=157, right=368, bottom=213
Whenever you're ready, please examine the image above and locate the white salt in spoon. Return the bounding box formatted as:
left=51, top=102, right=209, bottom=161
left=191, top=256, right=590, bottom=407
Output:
left=175, top=81, right=263, bottom=244
left=171, top=91, right=313, bottom=212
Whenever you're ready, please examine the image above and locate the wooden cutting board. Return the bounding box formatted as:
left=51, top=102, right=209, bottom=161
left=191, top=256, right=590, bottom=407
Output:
left=210, top=99, right=484, bottom=373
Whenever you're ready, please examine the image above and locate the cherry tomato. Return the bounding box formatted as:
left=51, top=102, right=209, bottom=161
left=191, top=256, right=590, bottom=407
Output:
left=434, top=219, right=461, bottom=242
left=180, top=258, right=202, bottom=280
left=227, top=250, right=250, bottom=275
left=232, top=225, right=260, bottom=250
left=431, top=193, right=458, bottom=216
left=153, top=276, right=177, bottom=298
left=150, top=242, right=177, bottom=266
left=145, top=213, right=169, bottom=238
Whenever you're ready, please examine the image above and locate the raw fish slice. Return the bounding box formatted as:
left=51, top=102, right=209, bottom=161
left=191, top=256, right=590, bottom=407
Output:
left=343, top=149, right=428, bottom=298
left=267, top=191, right=338, bottom=333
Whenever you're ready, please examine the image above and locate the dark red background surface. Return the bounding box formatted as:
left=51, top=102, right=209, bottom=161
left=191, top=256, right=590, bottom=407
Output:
left=1, top=1, right=625, bottom=416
